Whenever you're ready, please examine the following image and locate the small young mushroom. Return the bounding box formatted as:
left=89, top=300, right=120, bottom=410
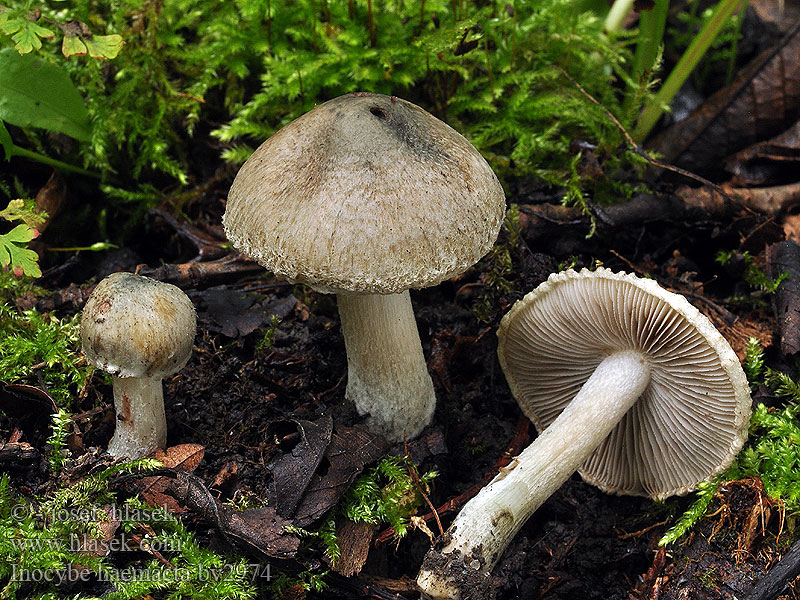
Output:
left=417, top=268, right=752, bottom=600
left=80, top=272, right=196, bottom=459
left=223, top=92, right=505, bottom=443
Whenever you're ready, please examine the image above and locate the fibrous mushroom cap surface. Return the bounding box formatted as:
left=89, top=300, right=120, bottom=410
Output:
left=80, top=272, right=197, bottom=379
left=497, top=268, right=752, bottom=499
left=223, top=92, right=506, bottom=294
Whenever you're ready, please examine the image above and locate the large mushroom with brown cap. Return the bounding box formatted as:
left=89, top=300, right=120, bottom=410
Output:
left=223, top=92, right=505, bottom=443
left=417, top=268, right=752, bottom=600
left=81, top=272, right=196, bottom=460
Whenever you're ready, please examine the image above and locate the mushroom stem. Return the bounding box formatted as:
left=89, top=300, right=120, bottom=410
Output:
left=107, top=375, right=167, bottom=460
left=417, top=350, right=651, bottom=600
left=337, top=290, right=436, bottom=443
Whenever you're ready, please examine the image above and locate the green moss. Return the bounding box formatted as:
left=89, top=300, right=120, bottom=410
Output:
left=716, top=250, right=788, bottom=306
left=4, top=0, right=650, bottom=212
left=0, top=456, right=257, bottom=600
left=0, top=299, right=91, bottom=408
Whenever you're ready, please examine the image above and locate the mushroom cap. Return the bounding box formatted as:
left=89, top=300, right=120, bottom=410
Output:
left=497, top=268, right=752, bottom=500
left=81, top=272, right=197, bottom=379
left=223, top=92, right=506, bottom=294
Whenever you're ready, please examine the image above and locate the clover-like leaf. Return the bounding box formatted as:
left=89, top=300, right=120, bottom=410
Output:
left=84, top=34, right=123, bottom=59
left=0, top=224, right=41, bottom=278
left=2, top=19, right=54, bottom=54
left=61, top=31, right=87, bottom=58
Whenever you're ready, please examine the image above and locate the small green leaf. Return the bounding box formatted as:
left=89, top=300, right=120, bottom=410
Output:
left=0, top=15, right=23, bottom=35
left=7, top=244, right=41, bottom=277
left=0, top=121, right=13, bottom=161
left=61, top=31, right=87, bottom=57
left=0, top=198, right=47, bottom=228
left=0, top=48, right=90, bottom=141
left=6, top=20, right=54, bottom=54
left=4, top=223, right=36, bottom=243
left=0, top=224, right=41, bottom=278
left=84, top=34, right=123, bottom=59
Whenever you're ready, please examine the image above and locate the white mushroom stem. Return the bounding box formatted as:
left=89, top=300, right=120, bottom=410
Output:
left=107, top=375, right=167, bottom=460
left=337, top=290, right=436, bottom=443
left=417, top=350, right=651, bottom=600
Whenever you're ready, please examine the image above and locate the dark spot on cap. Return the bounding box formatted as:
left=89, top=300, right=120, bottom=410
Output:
left=369, top=106, right=387, bottom=120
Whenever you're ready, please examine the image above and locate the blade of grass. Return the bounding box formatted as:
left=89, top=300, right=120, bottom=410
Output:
left=633, top=0, right=748, bottom=142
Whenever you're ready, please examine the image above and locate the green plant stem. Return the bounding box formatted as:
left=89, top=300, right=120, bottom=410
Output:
left=10, top=144, right=100, bottom=179
left=604, top=0, right=634, bottom=32
left=633, top=0, right=747, bottom=142
left=624, top=0, right=668, bottom=114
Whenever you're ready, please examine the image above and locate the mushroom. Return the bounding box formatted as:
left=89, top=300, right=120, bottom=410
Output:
left=417, top=268, right=752, bottom=599
left=80, top=272, right=196, bottom=459
left=223, top=92, right=505, bottom=443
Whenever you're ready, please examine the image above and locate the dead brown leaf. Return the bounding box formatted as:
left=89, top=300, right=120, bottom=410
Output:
left=267, top=415, right=333, bottom=519
left=292, top=424, right=388, bottom=528
left=153, top=443, right=205, bottom=472
left=650, top=20, right=800, bottom=176
left=166, top=470, right=301, bottom=559
left=139, top=443, right=205, bottom=512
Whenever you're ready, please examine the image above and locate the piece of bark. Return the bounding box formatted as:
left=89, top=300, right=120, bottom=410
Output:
left=649, top=20, right=800, bottom=176
left=516, top=184, right=800, bottom=247
left=728, top=182, right=800, bottom=216
left=135, top=252, right=265, bottom=289
left=21, top=282, right=92, bottom=313
left=326, top=519, right=377, bottom=577
left=0, top=441, right=39, bottom=467
left=767, top=240, right=800, bottom=356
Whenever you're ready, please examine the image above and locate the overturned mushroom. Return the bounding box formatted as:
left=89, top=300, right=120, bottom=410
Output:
left=80, top=272, right=196, bottom=459
left=223, top=92, right=505, bottom=443
left=417, top=268, right=752, bottom=599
